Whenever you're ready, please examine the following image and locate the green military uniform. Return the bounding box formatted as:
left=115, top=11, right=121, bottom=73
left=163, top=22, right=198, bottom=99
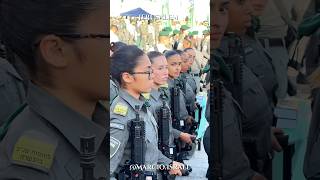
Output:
left=167, top=79, right=189, bottom=122
left=203, top=55, right=256, bottom=179
left=149, top=31, right=170, bottom=53
left=149, top=88, right=182, bottom=147
left=219, top=37, right=273, bottom=172
left=242, top=35, right=278, bottom=106
left=201, top=30, right=210, bottom=60
left=178, top=25, right=189, bottom=43
left=0, top=58, right=26, bottom=126
left=139, top=21, right=149, bottom=51
left=110, top=89, right=172, bottom=178
left=191, top=50, right=205, bottom=93
left=304, top=91, right=320, bottom=179
left=179, top=73, right=197, bottom=114
left=0, top=83, right=107, bottom=179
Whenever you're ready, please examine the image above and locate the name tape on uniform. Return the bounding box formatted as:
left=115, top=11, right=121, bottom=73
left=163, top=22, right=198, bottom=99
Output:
left=12, top=136, right=56, bottom=172
left=110, top=122, right=125, bottom=130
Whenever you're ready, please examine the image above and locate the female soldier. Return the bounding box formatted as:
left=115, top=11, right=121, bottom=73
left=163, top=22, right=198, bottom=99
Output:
left=147, top=51, right=194, bottom=145
left=147, top=51, right=194, bottom=178
left=203, top=0, right=266, bottom=179
left=0, top=0, right=108, bottom=179
left=176, top=50, right=197, bottom=117
left=110, top=45, right=183, bottom=179
left=164, top=50, right=193, bottom=126
left=164, top=50, right=196, bottom=161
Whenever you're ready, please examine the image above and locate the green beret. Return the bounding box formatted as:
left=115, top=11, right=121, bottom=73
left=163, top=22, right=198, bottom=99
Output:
left=188, top=32, right=193, bottom=36
left=159, top=31, right=170, bottom=36
left=173, top=29, right=180, bottom=35
left=162, top=27, right=172, bottom=32
left=180, top=25, right=190, bottom=30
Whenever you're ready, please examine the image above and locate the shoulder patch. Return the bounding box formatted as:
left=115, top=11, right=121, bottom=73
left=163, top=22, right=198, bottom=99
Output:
left=110, top=122, right=125, bottom=130
left=110, top=136, right=121, bottom=158
left=113, top=103, right=128, bottom=116
left=11, top=131, right=58, bottom=173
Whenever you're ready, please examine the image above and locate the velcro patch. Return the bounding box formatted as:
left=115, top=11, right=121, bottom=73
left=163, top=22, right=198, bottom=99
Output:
left=110, top=136, right=121, bottom=158
left=11, top=134, right=57, bottom=173
left=110, top=122, right=125, bottom=130
left=113, top=103, right=128, bottom=116
left=159, top=83, right=169, bottom=88
left=141, top=93, right=151, bottom=100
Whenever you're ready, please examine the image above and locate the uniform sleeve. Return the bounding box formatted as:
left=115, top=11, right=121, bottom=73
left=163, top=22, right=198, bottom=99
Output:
left=157, top=149, right=172, bottom=166
left=110, top=117, right=129, bottom=176
left=178, top=90, right=189, bottom=120
left=171, top=128, right=182, bottom=139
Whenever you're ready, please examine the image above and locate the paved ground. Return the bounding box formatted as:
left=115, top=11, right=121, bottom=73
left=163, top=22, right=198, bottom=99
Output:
left=176, top=140, right=209, bottom=180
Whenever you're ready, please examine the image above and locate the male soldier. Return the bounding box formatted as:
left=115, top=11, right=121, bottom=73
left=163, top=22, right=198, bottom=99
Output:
left=110, top=24, right=119, bottom=43
left=139, top=20, right=149, bottom=51
left=178, top=25, right=190, bottom=44
left=172, top=29, right=180, bottom=50
left=201, top=29, right=210, bottom=60
left=256, top=0, right=298, bottom=99
left=153, top=20, right=162, bottom=45
left=149, top=31, right=171, bottom=53
left=146, top=20, right=155, bottom=50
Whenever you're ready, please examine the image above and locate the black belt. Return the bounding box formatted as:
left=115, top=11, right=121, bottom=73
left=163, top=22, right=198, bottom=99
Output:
left=259, top=38, right=285, bottom=48
left=191, top=73, right=200, bottom=77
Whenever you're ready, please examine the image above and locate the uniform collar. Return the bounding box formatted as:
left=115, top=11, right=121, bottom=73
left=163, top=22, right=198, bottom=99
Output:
left=150, top=88, right=161, bottom=101
left=27, top=83, right=107, bottom=153
left=0, top=58, right=23, bottom=81
left=118, top=89, right=145, bottom=111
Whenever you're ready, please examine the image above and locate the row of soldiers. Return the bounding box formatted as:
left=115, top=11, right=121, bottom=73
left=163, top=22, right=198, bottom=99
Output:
left=109, top=28, right=210, bottom=179
left=110, top=16, right=210, bottom=55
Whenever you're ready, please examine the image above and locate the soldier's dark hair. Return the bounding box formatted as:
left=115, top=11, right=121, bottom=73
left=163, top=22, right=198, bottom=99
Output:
left=110, top=41, right=127, bottom=53
left=0, top=0, right=103, bottom=76
left=111, top=45, right=145, bottom=84
left=147, top=51, right=163, bottom=64
left=164, top=50, right=179, bottom=60
left=175, top=50, right=184, bottom=55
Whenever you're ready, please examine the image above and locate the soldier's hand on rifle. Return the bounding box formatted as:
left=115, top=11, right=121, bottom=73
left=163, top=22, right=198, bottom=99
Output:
left=271, top=127, right=284, bottom=152
left=169, top=161, right=183, bottom=176
left=186, top=116, right=194, bottom=125
left=179, top=132, right=196, bottom=144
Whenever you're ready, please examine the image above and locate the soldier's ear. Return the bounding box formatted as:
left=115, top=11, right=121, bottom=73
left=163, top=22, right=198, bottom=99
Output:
left=121, top=72, right=134, bottom=84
